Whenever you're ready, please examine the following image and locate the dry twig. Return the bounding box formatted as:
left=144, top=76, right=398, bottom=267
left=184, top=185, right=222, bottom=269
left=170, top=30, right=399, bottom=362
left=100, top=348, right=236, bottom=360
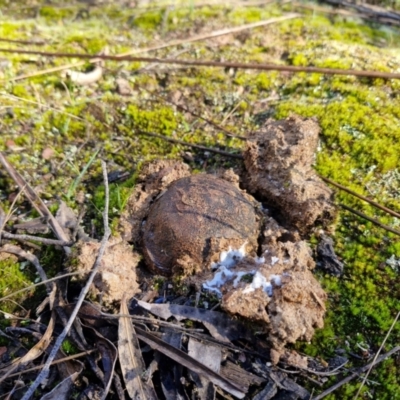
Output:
left=340, top=204, right=400, bottom=237
left=4, top=14, right=297, bottom=82
left=354, top=311, right=400, bottom=399
left=20, top=160, right=111, bottom=400
left=0, top=152, right=72, bottom=254
left=312, top=345, right=400, bottom=400
left=1, top=48, right=400, bottom=79
left=322, top=176, right=400, bottom=219
left=1, top=232, right=73, bottom=246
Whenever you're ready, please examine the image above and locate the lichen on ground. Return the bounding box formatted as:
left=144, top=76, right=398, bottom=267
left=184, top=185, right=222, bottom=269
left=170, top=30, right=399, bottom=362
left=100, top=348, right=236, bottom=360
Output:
left=0, top=1, right=400, bottom=397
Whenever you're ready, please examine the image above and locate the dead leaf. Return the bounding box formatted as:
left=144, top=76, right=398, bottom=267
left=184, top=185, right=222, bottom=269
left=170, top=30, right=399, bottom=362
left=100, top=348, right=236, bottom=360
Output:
left=83, top=325, right=117, bottom=400
left=0, top=310, right=56, bottom=385
left=118, top=294, right=157, bottom=400
left=55, top=201, right=78, bottom=241
left=55, top=349, right=84, bottom=380
left=137, top=300, right=252, bottom=342
left=40, top=370, right=81, bottom=400
left=135, top=326, right=246, bottom=399
left=159, top=330, right=185, bottom=400
left=188, top=338, right=221, bottom=399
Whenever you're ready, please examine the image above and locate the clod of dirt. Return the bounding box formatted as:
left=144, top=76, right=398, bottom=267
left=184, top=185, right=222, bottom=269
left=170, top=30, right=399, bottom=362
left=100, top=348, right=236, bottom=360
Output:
left=210, top=217, right=326, bottom=364
left=71, top=238, right=140, bottom=305
left=142, top=174, right=260, bottom=276
left=243, top=115, right=335, bottom=233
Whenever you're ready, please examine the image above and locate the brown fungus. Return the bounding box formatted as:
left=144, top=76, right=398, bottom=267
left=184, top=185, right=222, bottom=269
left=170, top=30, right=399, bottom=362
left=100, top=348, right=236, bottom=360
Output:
left=141, top=174, right=259, bottom=276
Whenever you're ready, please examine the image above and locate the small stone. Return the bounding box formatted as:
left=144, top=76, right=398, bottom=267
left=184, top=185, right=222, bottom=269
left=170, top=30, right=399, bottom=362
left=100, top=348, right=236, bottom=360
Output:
left=42, top=147, right=55, bottom=160
left=116, top=78, right=132, bottom=96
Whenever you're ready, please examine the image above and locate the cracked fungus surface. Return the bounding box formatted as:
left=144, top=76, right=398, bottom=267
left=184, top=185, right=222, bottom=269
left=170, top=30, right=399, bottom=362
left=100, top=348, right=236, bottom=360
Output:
left=142, top=174, right=259, bottom=276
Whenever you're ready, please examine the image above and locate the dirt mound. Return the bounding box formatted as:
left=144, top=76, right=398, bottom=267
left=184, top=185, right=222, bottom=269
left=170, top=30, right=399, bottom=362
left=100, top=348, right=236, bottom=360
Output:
left=71, top=238, right=141, bottom=305
left=243, top=115, right=335, bottom=233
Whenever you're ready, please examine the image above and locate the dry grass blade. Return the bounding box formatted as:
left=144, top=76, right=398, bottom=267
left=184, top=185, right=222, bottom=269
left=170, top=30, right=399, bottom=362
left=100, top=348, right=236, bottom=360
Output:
left=1, top=48, right=400, bottom=79
left=0, top=152, right=71, bottom=254
left=6, top=349, right=96, bottom=379
left=0, top=93, right=85, bottom=121
left=0, top=272, right=80, bottom=303
left=135, top=326, right=247, bottom=399
left=0, top=309, right=56, bottom=385
left=119, top=295, right=157, bottom=399
left=149, top=91, right=246, bottom=140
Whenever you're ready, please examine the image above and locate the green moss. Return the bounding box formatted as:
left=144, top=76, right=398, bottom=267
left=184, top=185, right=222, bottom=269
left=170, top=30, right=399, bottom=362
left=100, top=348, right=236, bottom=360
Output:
left=132, top=11, right=162, bottom=31
left=0, top=258, right=34, bottom=314
left=61, top=338, right=79, bottom=355
left=39, top=6, right=73, bottom=20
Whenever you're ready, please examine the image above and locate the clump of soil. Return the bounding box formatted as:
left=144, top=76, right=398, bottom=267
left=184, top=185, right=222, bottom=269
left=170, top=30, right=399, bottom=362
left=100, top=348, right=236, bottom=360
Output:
left=219, top=217, right=326, bottom=364
left=243, top=115, right=335, bottom=233
left=142, top=174, right=260, bottom=276
left=71, top=238, right=141, bottom=305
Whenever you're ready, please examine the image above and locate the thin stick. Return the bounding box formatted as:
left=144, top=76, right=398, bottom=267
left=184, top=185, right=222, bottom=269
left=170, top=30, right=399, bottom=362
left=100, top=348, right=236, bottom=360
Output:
left=1, top=232, right=73, bottom=246
left=322, top=176, right=400, bottom=219
left=0, top=186, right=27, bottom=243
left=1, top=48, right=400, bottom=79
left=138, top=130, right=243, bottom=159
left=6, top=349, right=97, bottom=379
left=312, top=346, right=400, bottom=400
left=1, top=93, right=85, bottom=121
left=0, top=272, right=80, bottom=303
left=0, top=38, right=46, bottom=45
left=340, top=204, right=400, bottom=236
left=354, top=311, right=400, bottom=399
left=5, top=14, right=298, bottom=83
left=20, top=161, right=111, bottom=400
left=0, top=152, right=71, bottom=254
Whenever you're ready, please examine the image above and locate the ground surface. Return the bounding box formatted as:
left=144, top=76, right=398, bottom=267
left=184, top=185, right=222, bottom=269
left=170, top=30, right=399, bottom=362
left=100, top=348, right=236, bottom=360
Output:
left=0, top=1, right=400, bottom=399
